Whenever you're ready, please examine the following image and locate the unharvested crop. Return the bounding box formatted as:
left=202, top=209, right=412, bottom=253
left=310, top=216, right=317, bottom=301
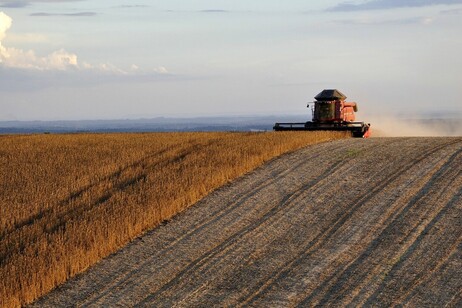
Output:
left=0, top=131, right=346, bottom=307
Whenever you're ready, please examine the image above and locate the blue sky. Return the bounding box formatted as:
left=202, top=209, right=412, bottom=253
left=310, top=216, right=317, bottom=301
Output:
left=1, top=0, right=461, bottom=120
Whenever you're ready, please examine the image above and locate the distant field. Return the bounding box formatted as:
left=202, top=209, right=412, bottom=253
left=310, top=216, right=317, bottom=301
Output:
left=0, top=131, right=346, bottom=307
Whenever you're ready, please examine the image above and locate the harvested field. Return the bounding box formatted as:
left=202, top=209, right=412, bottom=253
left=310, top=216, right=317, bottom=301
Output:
left=0, top=131, right=346, bottom=307
left=33, top=137, right=462, bottom=307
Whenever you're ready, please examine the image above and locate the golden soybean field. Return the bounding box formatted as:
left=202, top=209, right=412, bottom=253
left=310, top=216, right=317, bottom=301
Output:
left=0, top=131, right=347, bottom=307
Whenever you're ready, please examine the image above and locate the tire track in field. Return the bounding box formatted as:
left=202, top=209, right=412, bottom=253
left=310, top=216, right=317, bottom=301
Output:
left=400, top=240, right=462, bottom=307
left=180, top=138, right=461, bottom=307
left=294, top=145, right=461, bottom=305
left=4, top=135, right=222, bottom=240
left=33, top=139, right=362, bottom=306
left=82, top=142, right=354, bottom=305
left=301, top=148, right=462, bottom=307
left=136, top=139, right=415, bottom=306
left=32, top=137, right=462, bottom=307
left=137, top=139, right=408, bottom=306
left=137, top=160, right=346, bottom=306
left=240, top=138, right=461, bottom=307
left=0, top=144, right=188, bottom=263
left=362, top=166, right=462, bottom=306
left=0, top=144, right=183, bottom=240
left=1, top=137, right=225, bottom=262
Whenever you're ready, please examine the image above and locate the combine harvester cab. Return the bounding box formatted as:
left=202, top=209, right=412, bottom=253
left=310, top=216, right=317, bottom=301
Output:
left=274, top=89, right=371, bottom=138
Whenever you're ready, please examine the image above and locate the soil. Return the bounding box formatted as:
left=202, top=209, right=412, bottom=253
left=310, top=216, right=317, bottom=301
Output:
left=32, top=137, right=462, bottom=307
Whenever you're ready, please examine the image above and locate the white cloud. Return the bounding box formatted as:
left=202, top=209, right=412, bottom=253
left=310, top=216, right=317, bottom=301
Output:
left=0, top=10, right=11, bottom=40
left=1, top=11, right=80, bottom=70
left=2, top=46, right=80, bottom=70
left=0, top=11, right=168, bottom=74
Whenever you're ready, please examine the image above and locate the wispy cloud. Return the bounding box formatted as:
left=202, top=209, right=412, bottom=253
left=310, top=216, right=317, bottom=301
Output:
left=335, top=16, right=435, bottom=25
left=0, top=0, right=83, bottom=8
left=113, top=5, right=149, bottom=9
left=440, top=7, right=462, bottom=14
left=328, top=0, right=462, bottom=12
left=1, top=1, right=29, bottom=8
left=199, top=9, right=229, bottom=13
left=30, top=11, right=96, bottom=16
left=162, top=9, right=234, bottom=14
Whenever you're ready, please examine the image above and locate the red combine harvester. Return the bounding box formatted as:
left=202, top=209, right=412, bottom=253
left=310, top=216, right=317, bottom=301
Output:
left=273, top=89, right=371, bottom=138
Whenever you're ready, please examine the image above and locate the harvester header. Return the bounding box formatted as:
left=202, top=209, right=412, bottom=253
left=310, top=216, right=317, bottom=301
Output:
left=273, top=89, right=371, bottom=138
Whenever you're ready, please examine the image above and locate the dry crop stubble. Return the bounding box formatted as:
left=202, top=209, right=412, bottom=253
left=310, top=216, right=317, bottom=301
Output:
left=0, top=131, right=347, bottom=307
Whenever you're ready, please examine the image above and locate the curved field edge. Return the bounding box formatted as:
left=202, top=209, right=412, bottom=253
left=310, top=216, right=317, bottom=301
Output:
left=31, top=137, right=462, bottom=307
left=0, top=131, right=347, bottom=307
